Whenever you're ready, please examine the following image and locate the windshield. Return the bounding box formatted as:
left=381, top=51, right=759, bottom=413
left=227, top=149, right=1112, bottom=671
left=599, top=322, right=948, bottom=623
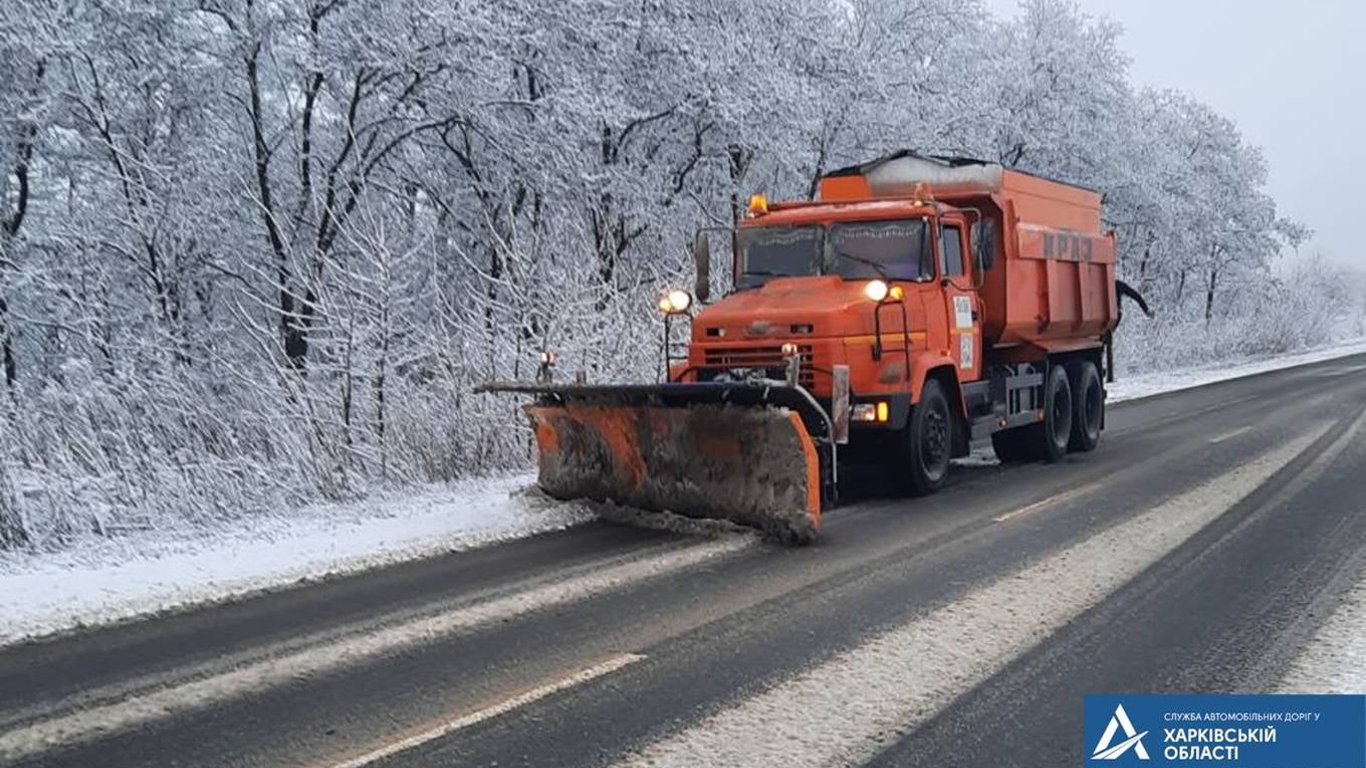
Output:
left=735, top=226, right=823, bottom=289
left=736, top=218, right=932, bottom=288
left=830, top=219, right=932, bottom=281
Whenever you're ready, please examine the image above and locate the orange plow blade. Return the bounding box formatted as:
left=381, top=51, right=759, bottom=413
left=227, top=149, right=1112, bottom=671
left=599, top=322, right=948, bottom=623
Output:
left=482, top=382, right=835, bottom=543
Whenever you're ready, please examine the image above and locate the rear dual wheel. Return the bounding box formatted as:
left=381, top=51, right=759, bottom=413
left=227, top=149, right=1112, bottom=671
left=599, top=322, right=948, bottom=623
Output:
left=1068, top=360, right=1103, bottom=453
left=1040, top=363, right=1073, bottom=462
left=990, top=363, right=1072, bottom=463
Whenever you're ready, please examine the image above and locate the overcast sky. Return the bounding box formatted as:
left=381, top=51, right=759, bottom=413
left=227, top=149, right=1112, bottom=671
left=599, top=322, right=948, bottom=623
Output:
left=986, top=0, right=1365, bottom=267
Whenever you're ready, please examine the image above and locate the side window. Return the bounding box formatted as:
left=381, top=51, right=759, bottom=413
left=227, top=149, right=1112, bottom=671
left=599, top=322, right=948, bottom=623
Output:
left=940, top=225, right=964, bottom=278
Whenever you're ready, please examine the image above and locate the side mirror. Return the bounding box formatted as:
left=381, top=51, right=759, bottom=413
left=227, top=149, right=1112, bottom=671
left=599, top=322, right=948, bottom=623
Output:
left=692, top=230, right=711, bottom=303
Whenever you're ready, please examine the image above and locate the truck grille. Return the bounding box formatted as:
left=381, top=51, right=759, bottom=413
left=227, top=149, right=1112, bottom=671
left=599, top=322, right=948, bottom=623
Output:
left=699, top=344, right=817, bottom=389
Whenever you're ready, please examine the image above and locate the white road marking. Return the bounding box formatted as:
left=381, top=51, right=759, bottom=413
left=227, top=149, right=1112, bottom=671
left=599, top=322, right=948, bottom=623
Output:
left=614, top=426, right=1331, bottom=768
left=328, top=653, right=645, bottom=768
left=0, top=538, right=749, bottom=763
left=993, top=482, right=1103, bottom=523
left=1208, top=425, right=1254, bottom=444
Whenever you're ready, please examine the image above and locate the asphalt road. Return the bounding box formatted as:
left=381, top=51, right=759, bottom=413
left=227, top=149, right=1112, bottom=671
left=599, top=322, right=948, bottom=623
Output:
left=2, top=354, right=1364, bottom=768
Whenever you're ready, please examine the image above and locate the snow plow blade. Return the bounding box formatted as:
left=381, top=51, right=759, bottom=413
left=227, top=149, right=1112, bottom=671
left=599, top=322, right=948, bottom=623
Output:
left=479, top=382, right=836, bottom=543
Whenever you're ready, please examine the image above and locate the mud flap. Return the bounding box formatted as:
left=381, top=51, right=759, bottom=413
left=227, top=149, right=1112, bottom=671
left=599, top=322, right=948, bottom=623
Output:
left=483, top=382, right=833, bottom=543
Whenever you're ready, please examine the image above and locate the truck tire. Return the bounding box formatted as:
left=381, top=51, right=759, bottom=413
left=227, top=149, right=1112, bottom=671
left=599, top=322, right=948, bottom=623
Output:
left=894, top=378, right=952, bottom=496
left=1068, top=360, right=1103, bottom=452
left=1039, top=363, right=1073, bottom=463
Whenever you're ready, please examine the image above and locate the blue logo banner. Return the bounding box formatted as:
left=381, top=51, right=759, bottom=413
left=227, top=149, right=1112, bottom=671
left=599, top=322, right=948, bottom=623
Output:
left=1083, top=694, right=1365, bottom=767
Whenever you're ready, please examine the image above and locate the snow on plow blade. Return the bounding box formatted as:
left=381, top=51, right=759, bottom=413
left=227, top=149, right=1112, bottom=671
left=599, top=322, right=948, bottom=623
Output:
left=480, top=382, right=834, bottom=543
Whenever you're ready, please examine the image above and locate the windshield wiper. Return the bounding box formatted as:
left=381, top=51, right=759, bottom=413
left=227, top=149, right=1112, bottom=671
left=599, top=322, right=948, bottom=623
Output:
left=833, top=249, right=889, bottom=281
left=728, top=268, right=786, bottom=296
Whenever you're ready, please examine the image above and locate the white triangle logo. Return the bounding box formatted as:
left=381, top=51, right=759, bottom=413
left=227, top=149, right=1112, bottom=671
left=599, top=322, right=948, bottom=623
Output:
left=1091, top=704, right=1150, bottom=761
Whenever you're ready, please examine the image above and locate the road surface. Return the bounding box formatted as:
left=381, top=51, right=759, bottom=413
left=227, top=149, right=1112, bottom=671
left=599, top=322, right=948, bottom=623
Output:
left=2, top=354, right=1364, bottom=767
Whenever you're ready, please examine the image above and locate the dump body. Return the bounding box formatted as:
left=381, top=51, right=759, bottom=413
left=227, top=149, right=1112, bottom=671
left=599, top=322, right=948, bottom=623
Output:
left=819, top=152, right=1118, bottom=356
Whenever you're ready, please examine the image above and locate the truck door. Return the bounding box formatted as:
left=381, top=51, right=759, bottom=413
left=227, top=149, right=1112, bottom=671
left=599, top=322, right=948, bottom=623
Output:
left=938, top=222, right=983, bottom=382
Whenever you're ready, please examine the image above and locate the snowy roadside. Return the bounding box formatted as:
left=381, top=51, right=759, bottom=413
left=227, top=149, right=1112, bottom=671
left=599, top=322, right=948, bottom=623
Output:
left=1107, top=337, right=1366, bottom=403
left=2, top=337, right=1364, bottom=650
left=0, top=475, right=590, bottom=648
left=1278, top=574, right=1366, bottom=694
left=948, top=337, right=1366, bottom=469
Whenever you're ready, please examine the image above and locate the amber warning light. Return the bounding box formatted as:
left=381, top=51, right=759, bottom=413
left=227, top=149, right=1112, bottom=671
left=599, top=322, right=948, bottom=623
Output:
left=747, top=193, right=769, bottom=217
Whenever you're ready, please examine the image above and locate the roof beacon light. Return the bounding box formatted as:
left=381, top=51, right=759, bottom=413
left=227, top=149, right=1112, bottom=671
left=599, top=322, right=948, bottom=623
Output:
left=747, top=193, right=769, bottom=217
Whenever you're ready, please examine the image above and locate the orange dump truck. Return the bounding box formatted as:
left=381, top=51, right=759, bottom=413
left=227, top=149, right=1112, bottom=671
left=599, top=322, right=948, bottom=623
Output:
left=486, top=152, right=1118, bottom=542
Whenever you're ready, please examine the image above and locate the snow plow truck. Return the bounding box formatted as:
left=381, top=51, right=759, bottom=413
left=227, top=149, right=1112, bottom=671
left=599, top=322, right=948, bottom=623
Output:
left=484, top=151, right=1120, bottom=543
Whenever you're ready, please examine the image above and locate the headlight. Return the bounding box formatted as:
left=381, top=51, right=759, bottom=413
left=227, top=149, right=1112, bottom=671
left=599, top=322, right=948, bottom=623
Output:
left=658, top=289, right=694, bottom=315
left=863, top=279, right=889, bottom=302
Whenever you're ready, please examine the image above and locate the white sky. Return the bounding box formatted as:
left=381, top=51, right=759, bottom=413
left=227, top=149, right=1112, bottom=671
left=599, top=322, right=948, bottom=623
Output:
left=986, top=0, right=1365, bottom=267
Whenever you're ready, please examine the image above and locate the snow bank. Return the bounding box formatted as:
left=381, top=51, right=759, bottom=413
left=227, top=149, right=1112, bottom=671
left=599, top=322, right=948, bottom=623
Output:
left=0, top=475, right=590, bottom=647
left=948, top=337, right=1366, bottom=470
left=1108, top=337, right=1366, bottom=403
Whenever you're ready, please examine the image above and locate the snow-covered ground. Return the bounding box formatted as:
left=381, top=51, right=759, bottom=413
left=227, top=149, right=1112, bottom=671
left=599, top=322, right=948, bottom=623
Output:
left=0, top=475, right=589, bottom=648
left=1278, top=574, right=1366, bottom=694
left=2, top=338, right=1364, bottom=650
left=1108, top=336, right=1366, bottom=403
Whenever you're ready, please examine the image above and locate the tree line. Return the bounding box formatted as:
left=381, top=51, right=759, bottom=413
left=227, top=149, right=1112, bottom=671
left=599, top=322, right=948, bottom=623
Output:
left=0, top=0, right=1343, bottom=549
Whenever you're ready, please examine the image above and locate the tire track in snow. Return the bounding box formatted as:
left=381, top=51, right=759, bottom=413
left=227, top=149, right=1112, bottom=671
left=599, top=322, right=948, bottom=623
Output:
left=613, top=426, right=1331, bottom=768
left=0, top=536, right=752, bottom=763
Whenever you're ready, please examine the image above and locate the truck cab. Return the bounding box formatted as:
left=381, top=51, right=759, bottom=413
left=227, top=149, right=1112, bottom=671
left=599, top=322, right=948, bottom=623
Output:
left=684, top=198, right=979, bottom=413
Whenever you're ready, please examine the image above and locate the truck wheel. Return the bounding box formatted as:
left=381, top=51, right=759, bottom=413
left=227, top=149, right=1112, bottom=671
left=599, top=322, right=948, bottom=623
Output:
left=1068, top=360, right=1103, bottom=452
left=1040, top=363, right=1073, bottom=463
left=895, top=378, right=952, bottom=496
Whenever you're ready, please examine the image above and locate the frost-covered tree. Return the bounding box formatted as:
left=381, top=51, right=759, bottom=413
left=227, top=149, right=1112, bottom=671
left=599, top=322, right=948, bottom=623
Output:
left=0, top=0, right=1343, bottom=551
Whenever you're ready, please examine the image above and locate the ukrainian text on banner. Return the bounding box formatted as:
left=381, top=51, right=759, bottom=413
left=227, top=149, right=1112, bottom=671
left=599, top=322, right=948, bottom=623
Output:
left=1084, top=694, right=1365, bottom=767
